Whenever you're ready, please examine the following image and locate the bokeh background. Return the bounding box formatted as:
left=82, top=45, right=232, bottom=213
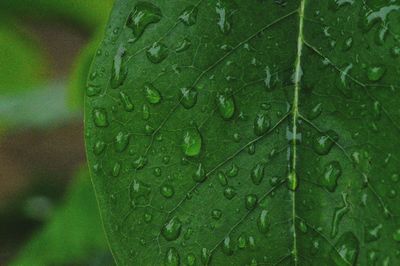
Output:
left=0, top=1, right=116, bottom=265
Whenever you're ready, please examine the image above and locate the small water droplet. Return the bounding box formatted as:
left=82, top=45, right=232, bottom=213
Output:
left=320, top=161, right=342, bottom=192
left=254, top=112, right=271, bottom=136
left=215, top=0, right=237, bottom=34
left=115, top=132, right=130, bottom=152
left=179, top=87, right=197, bottom=109
left=93, top=140, right=106, bottom=155
left=224, top=186, right=237, bottom=200
left=160, top=184, right=175, bottom=198
left=221, top=235, right=233, bottom=255
left=193, top=163, right=206, bottom=183
left=142, top=104, right=150, bottom=120
left=86, top=86, right=101, bottom=97
left=93, top=108, right=109, bottom=127
left=132, top=155, right=147, bottom=170
left=217, top=171, right=228, bottom=186
left=312, top=130, right=339, bottom=155
left=200, top=248, right=211, bottom=264
left=161, top=217, right=182, bottom=241
left=186, top=253, right=196, bottom=266
left=393, top=228, right=400, bottom=242
left=211, top=209, right=222, bottom=220
left=111, top=46, right=128, bottom=89
left=245, top=194, right=257, bottom=210
left=182, top=127, right=202, bottom=157
left=330, top=193, right=350, bottom=238
left=331, top=232, right=359, bottom=265
left=226, top=163, right=239, bottom=177
left=367, top=65, right=385, bottom=81
left=164, top=247, right=180, bottom=266
left=216, top=92, right=235, bottom=120
left=175, top=38, right=192, bottom=53
left=365, top=224, right=382, bottom=242
left=130, top=179, right=151, bottom=207
left=179, top=6, right=198, bottom=26
left=144, top=83, right=162, bottom=104
left=250, top=163, right=265, bottom=185
left=146, top=42, right=169, bottom=64
left=119, top=91, right=134, bottom=112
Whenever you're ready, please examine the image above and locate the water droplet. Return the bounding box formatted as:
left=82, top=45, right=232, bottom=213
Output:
left=161, top=217, right=182, bottom=241
left=330, top=193, right=350, bottom=238
left=93, top=108, right=109, bottom=127
left=153, top=167, right=161, bottom=177
left=312, top=130, right=339, bottom=155
left=200, top=248, right=211, bottom=264
left=164, top=247, right=180, bottom=266
left=126, top=2, right=162, bottom=39
left=146, top=42, right=169, bottom=64
left=111, top=46, right=128, bottom=89
left=193, top=163, right=206, bottom=183
left=216, top=92, right=235, bottom=120
left=250, top=163, right=265, bottom=185
left=115, top=132, right=130, bottom=152
left=248, top=143, right=256, bottom=155
left=93, top=140, right=106, bottom=155
left=287, top=171, right=298, bottom=191
left=215, top=0, right=237, bottom=34
left=112, top=162, right=121, bottom=177
left=211, top=209, right=222, bottom=220
left=365, top=224, right=382, bottom=242
left=226, top=163, right=239, bottom=177
left=238, top=233, right=247, bottom=249
left=221, top=235, right=233, bottom=255
left=132, top=155, right=147, bottom=170
left=130, top=179, right=151, bottom=207
left=186, top=253, right=196, bottom=266
left=224, top=186, right=237, bottom=200
left=309, top=103, right=322, bottom=120
left=393, top=228, right=400, bottom=242
left=144, top=83, right=162, bottom=104
left=331, top=232, right=359, bottom=265
left=182, top=127, right=202, bottom=157
left=299, top=220, right=308, bottom=233
left=320, top=161, right=342, bottom=192
left=217, top=171, right=228, bottom=186
left=86, top=86, right=101, bottom=97
left=179, top=87, right=197, bottom=109
left=254, top=112, right=271, bottom=136
left=119, top=91, right=134, bottom=111
left=179, top=6, right=198, bottom=26
left=160, top=184, right=174, bottom=198
left=367, top=66, right=385, bottom=81
left=245, top=194, right=257, bottom=210
left=142, top=104, right=150, bottom=120
left=175, top=38, right=192, bottom=53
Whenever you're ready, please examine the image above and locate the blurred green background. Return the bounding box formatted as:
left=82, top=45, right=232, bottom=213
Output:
left=0, top=1, right=115, bottom=265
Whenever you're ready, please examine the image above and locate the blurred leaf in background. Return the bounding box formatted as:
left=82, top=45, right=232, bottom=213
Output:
left=10, top=168, right=113, bottom=266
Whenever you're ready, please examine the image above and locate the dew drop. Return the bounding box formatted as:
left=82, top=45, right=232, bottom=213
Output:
left=160, top=184, right=174, bottom=198
left=142, top=104, right=150, bottom=120
left=193, top=163, right=206, bottom=183
left=250, top=163, right=265, bottom=185
left=111, top=46, right=128, bottom=89
left=200, top=248, right=211, bottom=265
left=226, top=163, right=239, bottom=177
left=93, top=108, right=109, bottom=127
left=119, top=91, right=134, bottom=112
left=254, top=112, right=271, bottom=136
left=112, top=162, right=121, bottom=177
left=331, top=232, right=359, bottom=265
left=393, top=228, right=400, bottom=242
left=245, top=194, right=257, bottom=210
left=144, top=83, right=162, bottom=104
left=367, top=66, right=385, bottom=82
left=146, top=42, right=169, bottom=64
left=115, top=132, right=130, bottom=152
left=320, top=161, right=342, bottom=192
left=224, top=186, right=237, bottom=200
left=161, top=217, right=182, bottom=241
left=312, top=130, right=339, bottom=155
left=215, top=0, right=237, bottom=34
left=179, top=87, right=197, bottom=109
left=179, top=6, right=198, bottom=26
left=216, top=92, right=235, bottom=120
left=217, top=171, right=228, bottom=186
left=221, top=236, right=233, bottom=255
left=126, top=2, right=162, bottom=38
left=182, top=127, right=202, bottom=157
left=365, top=224, right=382, bottom=242
left=330, top=193, right=350, bottom=238
left=86, top=86, right=101, bottom=97
left=164, top=247, right=180, bottom=266
left=211, top=209, right=222, bottom=220
left=175, top=38, right=192, bottom=53
left=309, top=103, right=322, bottom=120
left=132, top=155, right=147, bottom=170
left=130, top=179, right=151, bottom=207
left=186, top=253, right=196, bottom=266
left=93, top=140, right=106, bottom=155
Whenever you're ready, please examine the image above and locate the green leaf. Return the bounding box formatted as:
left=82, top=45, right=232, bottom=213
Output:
left=11, top=168, right=112, bottom=266
left=85, top=1, right=400, bottom=265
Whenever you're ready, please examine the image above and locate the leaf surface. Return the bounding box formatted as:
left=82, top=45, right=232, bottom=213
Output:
left=85, top=0, right=400, bottom=265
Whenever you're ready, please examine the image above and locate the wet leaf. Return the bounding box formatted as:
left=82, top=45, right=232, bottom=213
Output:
left=85, top=1, right=400, bottom=265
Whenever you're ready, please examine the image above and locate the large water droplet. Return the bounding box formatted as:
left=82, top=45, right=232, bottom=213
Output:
left=320, top=161, right=342, bottom=192
left=161, top=217, right=182, bottom=241
left=182, top=127, right=202, bottom=157
left=146, top=42, right=169, bottom=64
left=216, top=92, right=235, bottom=120
left=254, top=112, right=271, bottom=136
left=215, top=0, right=237, bottom=34
left=179, top=87, right=197, bottom=109
left=93, top=108, right=109, bottom=127
left=126, top=2, right=162, bottom=38
left=144, top=83, right=162, bottom=104
left=179, top=6, right=198, bottom=26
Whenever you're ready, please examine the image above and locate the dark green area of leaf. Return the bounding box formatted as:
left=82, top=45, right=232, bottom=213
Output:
left=85, top=0, right=400, bottom=265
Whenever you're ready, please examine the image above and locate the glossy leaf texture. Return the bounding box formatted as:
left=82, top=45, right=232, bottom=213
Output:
left=85, top=0, right=400, bottom=265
